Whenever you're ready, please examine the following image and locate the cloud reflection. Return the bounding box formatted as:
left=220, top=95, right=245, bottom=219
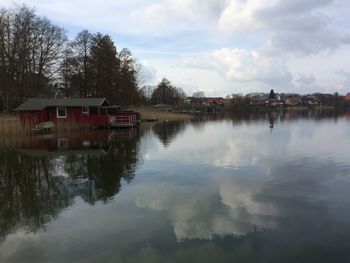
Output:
left=135, top=154, right=350, bottom=241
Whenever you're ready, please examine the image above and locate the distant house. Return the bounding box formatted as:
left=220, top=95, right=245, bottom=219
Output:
left=284, top=97, right=300, bottom=106
left=184, top=98, right=191, bottom=104
left=301, top=96, right=319, bottom=105
left=267, top=99, right=284, bottom=106
left=345, top=93, right=350, bottom=102
left=250, top=99, right=267, bottom=106
left=204, top=97, right=225, bottom=105
left=15, top=98, right=138, bottom=128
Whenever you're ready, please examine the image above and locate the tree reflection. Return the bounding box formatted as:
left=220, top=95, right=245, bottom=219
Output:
left=65, top=135, right=140, bottom=203
left=0, top=130, right=142, bottom=235
left=152, top=121, right=186, bottom=147
left=0, top=148, right=72, bottom=236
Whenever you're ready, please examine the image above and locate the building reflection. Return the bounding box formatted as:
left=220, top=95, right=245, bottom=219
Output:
left=0, top=129, right=141, bottom=235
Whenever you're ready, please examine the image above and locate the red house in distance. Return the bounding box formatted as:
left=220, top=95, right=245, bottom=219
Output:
left=15, top=98, right=138, bottom=128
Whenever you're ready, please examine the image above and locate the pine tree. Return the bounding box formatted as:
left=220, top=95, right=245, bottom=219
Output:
left=118, top=48, right=139, bottom=107
left=269, top=89, right=276, bottom=100
left=89, top=33, right=119, bottom=99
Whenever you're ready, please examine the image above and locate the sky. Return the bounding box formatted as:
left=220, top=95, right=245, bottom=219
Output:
left=1, top=0, right=350, bottom=96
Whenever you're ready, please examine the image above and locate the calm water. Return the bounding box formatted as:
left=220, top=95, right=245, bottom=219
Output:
left=1, top=110, right=350, bottom=263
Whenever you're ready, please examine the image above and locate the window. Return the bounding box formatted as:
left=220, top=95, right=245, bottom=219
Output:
left=57, top=107, right=67, bottom=118
left=82, top=106, right=89, bottom=115
left=57, top=138, right=68, bottom=149
left=89, top=106, right=99, bottom=115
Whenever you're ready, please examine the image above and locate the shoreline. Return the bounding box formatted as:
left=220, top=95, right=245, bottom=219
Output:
left=0, top=106, right=346, bottom=137
left=128, top=107, right=193, bottom=122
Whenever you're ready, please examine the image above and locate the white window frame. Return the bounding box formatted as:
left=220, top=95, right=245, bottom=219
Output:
left=56, top=107, right=67, bottom=118
left=82, top=106, right=89, bottom=115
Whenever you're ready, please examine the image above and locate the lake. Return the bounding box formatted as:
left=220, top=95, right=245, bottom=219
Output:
left=1, top=110, right=350, bottom=263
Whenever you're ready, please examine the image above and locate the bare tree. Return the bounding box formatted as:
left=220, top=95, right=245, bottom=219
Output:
left=151, top=78, right=185, bottom=106
left=0, top=5, right=67, bottom=110
left=192, top=91, right=205, bottom=98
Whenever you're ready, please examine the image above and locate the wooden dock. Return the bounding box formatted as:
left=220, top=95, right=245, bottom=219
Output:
left=109, top=114, right=138, bottom=128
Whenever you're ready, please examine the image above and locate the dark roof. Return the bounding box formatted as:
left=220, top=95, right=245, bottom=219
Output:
left=15, top=98, right=109, bottom=111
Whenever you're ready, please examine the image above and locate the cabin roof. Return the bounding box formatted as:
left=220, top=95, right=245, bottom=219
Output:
left=15, top=98, right=109, bottom=111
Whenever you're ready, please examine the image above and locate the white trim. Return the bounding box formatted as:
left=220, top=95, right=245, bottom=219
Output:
left=101, top=98, right=109, bottom=106
left=56, top=107, right=67, bottom=118
left=82, top=106, right=89, bottom=115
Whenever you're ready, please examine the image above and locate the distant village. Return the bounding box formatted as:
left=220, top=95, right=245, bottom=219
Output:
left=245, top=90, right=350, bottom=107
left=180, top=90, right=350, bottom=113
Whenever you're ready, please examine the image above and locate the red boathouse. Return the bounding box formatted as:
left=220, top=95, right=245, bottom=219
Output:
left=15, top=98, right=138, bottom=128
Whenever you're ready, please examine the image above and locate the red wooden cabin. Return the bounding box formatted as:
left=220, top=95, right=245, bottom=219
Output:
left=15, top=98, right=138, bottom=128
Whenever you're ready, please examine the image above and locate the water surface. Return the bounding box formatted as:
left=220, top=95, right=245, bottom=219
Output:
left=1, top=110, right=350, bottom=262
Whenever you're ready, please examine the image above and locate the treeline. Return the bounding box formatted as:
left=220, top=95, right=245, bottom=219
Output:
left=0, top=5, right=141, bottom=111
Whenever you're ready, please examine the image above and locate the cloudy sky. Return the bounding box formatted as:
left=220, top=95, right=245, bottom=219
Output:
left=1, top=0, right=350, bottom=96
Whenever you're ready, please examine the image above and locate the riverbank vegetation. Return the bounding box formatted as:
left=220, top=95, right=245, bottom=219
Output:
left=0, top=114, right=22, bottom=136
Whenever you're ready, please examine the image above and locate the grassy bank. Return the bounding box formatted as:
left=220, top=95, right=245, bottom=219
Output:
left=0, top=114, right=23, bottom=136
left=128, top=107, right=193, bottom=122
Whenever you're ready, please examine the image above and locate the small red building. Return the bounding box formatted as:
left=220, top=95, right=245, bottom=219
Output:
left=15, top=98, right=138, bottom=128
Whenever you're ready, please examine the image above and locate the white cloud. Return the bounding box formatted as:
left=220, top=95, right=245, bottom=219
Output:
left=336, top=70, right=350, bottom=79
left=263, top=25, right=350, bottom=56
left=183, top=48, right=293, bottom=92
left=218, top=0, right=332, bottom=33
left=138, top=60, right=157, bottom=84
left=335, top=70, right=350, bottom=92
left=218, top=0, right=350, bottom=55
left=130, top=0, right=225, bottom=34
left=292, top=73, right=320, bottom=93
left=0, top=0, right=157, bottom=35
